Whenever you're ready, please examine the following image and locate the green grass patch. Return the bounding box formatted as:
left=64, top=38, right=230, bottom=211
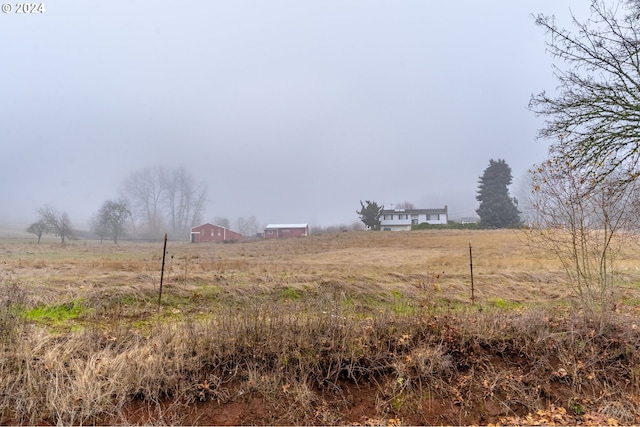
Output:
left=24, top=300, right=85, bottom=324
left=622, top=297, right=640, bottom=307
left=352, top=291, right=419, bottom=316
left=158, top=293, right=196, bottom=309
left=391, top=289, right=417, bottom=316
left=195, top=284, right=220, bottom=298
left=280, top=286, right=302, bottom=301
left=341, top=294, right=355, bottom=308
left=488, top=298, right=522, bottom=310
left=361, top=293, right=386, bottom=307
left=118, top=293, right=146, bottom=306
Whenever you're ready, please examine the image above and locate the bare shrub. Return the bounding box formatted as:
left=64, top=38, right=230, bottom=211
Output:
left=526, top=161, right=640, bottom=326
left=1, top=301, right=640, bottom=425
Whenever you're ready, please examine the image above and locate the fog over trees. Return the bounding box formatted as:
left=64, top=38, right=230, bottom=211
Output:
left=92, top=200, right=131, bottom=244
left=25, top=220, right=47, bottom=244
left=235, top=216, right=260, bottom=238
left=22, top=165, right=273, bottom=242
left=33, top=206, right=74, bottom=244
left=2, top=2, right=594, bottom=229
left=119, top=166, right=207, bottom=238
left=213, top=217, right=231, bottom=229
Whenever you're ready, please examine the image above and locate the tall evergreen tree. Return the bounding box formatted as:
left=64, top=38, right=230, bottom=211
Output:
left=476, top=159, right=521, bottom=228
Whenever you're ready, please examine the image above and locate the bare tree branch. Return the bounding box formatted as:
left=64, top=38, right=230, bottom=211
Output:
left=530, top=1, right=640, bottom=184
left=36, top=205, right=73, bottom=244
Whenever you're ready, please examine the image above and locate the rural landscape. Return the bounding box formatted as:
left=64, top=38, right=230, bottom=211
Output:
left=6, top=0, right=640, bottom=425
left=2, top=228, right=640, bottom=425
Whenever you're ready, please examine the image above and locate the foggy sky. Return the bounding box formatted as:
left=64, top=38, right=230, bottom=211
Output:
left=0, top=1, right=594, bottom=230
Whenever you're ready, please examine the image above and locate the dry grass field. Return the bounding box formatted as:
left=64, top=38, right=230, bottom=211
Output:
left=2, top=229, right=640, bottom=425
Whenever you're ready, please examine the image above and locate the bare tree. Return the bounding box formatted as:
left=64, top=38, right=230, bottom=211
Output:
left=90, top=213, right=109, bottom=244
left=528, top=1, right=640, bottom=326
left=94, top=199, right=131, bottom=244
left=120, top=166, right=165, bottom=236
left=529, top=1, right=640, bottom=185
left=213, top=216, right=230, bottom=228
left=395, top=201, right=415, bottom=210
left=120, top=165, right=207, bottom=238
left=36, top=205, right=73, bottom=244
left=163, top=166, right=207, bottom=236
left=526, top=160, right=640, bottom=323
left=26, top=220, right=47, bottom=243
left=513, top=170, right=540, bottom=226
left=236, top=216, right=259, bottom=237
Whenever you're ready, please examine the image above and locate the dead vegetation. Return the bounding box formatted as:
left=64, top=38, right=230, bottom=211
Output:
left=1, top=230, right=640, bottom=425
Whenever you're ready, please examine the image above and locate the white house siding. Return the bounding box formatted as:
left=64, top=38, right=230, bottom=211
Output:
left=381, top=224, right=412, bottom=231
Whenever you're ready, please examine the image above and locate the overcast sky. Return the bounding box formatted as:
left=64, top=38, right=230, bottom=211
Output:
left=1, top=1, right=594, bottom=230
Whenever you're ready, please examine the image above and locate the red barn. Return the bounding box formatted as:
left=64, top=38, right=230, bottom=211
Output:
left=190, top=223, right=244, bottom=243
left=263, top=224, right=309, bottom=239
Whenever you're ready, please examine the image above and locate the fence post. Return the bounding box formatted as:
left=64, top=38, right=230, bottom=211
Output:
left=158, top=233, right=168, bottom=312
left=469, top=242, right=475, bottom=304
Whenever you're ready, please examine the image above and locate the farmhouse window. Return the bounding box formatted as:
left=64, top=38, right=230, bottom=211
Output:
left=211, top=230, right=214, bottom=237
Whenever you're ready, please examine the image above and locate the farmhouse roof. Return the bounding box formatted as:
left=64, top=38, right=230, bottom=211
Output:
left=381, top=207, right=447, bottom=215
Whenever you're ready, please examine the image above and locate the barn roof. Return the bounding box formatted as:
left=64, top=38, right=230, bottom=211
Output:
left=190, top=223, right=242, bottom=233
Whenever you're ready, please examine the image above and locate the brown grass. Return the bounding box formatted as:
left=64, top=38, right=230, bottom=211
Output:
left=1, top=229, right=640, bottom=425
left=1, top=229, right=586, bottom=306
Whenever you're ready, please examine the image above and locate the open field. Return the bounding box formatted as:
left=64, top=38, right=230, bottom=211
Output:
left=2, top=229, right=640, bottom=425
left=0, top=229, right=581, bottom=309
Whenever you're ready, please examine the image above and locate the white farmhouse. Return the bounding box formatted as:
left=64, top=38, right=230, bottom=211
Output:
left=379, top=206, right=448, bottom=231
